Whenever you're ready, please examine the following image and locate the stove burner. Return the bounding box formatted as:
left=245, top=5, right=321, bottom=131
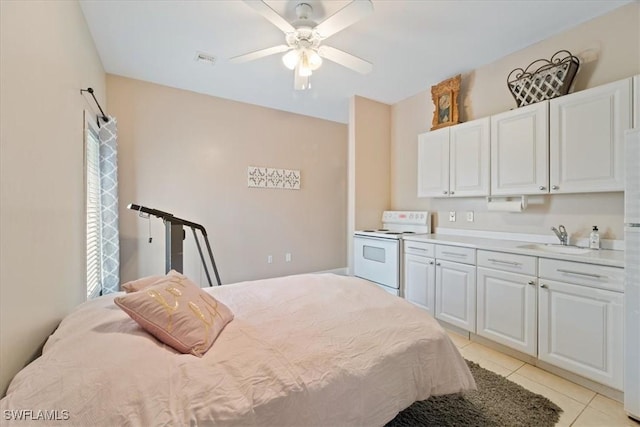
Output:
left=363, top=230, right=376, bottom=232
left=385, top=232, right=401, bottom=235
left=403, top=231, right=415, bottom=234
left=377, top=229, right=389, bottom=231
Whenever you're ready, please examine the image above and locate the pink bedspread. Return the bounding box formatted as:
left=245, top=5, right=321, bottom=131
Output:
left=1, top=273, right=475, bottom=426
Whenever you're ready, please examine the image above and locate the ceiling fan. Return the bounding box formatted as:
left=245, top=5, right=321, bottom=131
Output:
left=231, top=0, right=373, bottom=90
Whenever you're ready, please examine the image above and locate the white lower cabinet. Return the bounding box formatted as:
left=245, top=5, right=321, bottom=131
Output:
left=477, top=267, right=537, bottom=356
left=435, top=259, right=476, bottom=332
left=403, top=240, right=624, bottom=390
left=404, top=253, right=436, bottom=314
left=403, top=241, right=436, bottom=314
left=538, top=275, right=624, bottom=390
left=476, top=250, right=538, bottom=356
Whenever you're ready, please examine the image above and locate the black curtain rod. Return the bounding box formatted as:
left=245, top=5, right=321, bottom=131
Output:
left=80, top=87, right=109, bottom=124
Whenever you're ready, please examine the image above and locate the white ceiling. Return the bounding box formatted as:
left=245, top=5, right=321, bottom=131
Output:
left=80, top=0, right=631, bottom=124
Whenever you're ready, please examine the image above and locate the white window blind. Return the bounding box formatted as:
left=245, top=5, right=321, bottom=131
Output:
left=86, top=127, right=102, bottom=299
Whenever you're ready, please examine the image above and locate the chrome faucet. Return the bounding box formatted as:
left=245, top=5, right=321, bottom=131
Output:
left=551, top=225, right=568, bottom=246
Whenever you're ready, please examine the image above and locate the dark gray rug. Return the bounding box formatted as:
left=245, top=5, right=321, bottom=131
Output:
left=386, top=360, right=563, bottom=427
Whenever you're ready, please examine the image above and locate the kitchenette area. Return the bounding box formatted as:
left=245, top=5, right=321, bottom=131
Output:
left=350, top=67, right=639, bottom=420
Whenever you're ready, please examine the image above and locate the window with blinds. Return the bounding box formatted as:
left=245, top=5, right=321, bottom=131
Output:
left=86, top=126, right=102, bottom=299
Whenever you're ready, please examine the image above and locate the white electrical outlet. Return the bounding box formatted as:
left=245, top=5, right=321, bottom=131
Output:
left=466, top=211, right=474, bottom=222
left=449, top=211, right=456, bottom=222
left=285, top=253, right=292, bottom=262
left=267, top=255, right=273, bottom=264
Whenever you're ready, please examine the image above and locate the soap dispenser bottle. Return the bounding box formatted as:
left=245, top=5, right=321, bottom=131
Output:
left=589, top=226, right=600, bottom=249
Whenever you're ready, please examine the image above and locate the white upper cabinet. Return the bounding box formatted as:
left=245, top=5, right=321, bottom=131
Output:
left=417, top=76, right=636, bottom=198
left=418, top=117, right=490, bottom=198
left=549, top=77, right=632, bottom=194
left=491, top=101, right=549, bottom=196
left=417, top=127, right=449, bottom=197
left=450, top=118, right=490, bottom=197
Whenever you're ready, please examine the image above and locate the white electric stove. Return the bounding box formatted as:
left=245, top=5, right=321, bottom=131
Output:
left=353, top=211, right=431, bottom=295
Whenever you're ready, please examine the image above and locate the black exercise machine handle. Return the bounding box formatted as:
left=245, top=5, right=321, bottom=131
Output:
left=128, top=203, right=208, bottom=236
left=127, top=203, right=221, bottom=286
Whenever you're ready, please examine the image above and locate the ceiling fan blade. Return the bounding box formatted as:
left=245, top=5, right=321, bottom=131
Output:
left=230, top=45, right=290, bottom=63
left=318, top=45, right=372, bottom=74
left=243, top=0, right=295, bottom=34
left=314, top=0, right=373, bottom=39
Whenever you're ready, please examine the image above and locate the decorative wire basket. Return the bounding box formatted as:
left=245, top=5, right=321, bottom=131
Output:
left=507, top=50, right=580, bottom=107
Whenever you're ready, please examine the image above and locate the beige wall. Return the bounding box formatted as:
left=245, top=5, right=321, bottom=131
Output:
left=0, top=1, right=106, bottom=395
left=108, top=75, right=348, bottom=285
left=391, top=2, right=640, bottom=241
left=347, top=96, right=392, bottom=271
left=353, top=96, right=392, bottom=230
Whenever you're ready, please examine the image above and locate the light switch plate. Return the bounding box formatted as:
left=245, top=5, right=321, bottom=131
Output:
left=466, top=211, right=474, bottom=222
left=449, top=211, right=456, bottom=222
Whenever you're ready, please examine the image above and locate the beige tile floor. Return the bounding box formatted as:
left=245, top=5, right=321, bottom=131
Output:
left=446, top=330, right=640, bottom=427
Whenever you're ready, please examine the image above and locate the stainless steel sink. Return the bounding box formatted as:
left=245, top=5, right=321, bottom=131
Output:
left=517, top=243, right=592, bottom=255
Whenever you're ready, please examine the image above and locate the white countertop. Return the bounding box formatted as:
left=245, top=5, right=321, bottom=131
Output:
left=403, top=234, right=625, bottom=268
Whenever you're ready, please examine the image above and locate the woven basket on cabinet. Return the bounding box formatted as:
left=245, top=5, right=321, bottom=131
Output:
left=507, top=50, right=580, bottom=107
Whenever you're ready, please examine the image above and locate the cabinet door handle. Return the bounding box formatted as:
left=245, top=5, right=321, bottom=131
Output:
left=528, top=280, right=536, bottom=286
left=487, top=258, right=522, bottom=266
left=450, top=191, right=455, bottom=195
left=540, top=284, right=548, bottom=288
left=443, top=190, right=449, bottom=195
left=557, top=269, right=603, bottom=279
left=552, top=185, right=559, bottom=190
left=407, top=246, right=428, bottom=252
left=539, top=186, right=546, bottom=191
left=442, top=251, right=466, bottom=257
left=436, top=262, right=441, bottom=266
left=429, top=261, right=435, bottom=265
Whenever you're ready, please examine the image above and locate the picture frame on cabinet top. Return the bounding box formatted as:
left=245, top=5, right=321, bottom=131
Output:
left=431, top=74, right=461, bottom=130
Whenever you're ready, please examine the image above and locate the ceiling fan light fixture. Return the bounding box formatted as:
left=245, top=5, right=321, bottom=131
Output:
left=307, top=50, right=322, bottom=70
left=294, top=69, right=311, bottom=91
left=297, top=60, right=313, bottom=77
left=282, top=50, right=300, bottom=70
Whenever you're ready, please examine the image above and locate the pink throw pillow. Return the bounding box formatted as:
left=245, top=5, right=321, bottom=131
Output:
left=121, top=274, right=165, bottom=293
left=115, top=272, right=233, bottom=356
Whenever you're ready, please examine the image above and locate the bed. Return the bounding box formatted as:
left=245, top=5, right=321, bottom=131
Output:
left=0, top=273, right=475, bottom=426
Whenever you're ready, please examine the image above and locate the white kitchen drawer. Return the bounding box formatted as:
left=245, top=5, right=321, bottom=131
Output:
left=539, top=259, right=624, bottom=292
left=404, top=241, right=435, bottom=257
left=477, top=250, right=537, bottom=276
left=436, top=244, right=476, bottom=265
